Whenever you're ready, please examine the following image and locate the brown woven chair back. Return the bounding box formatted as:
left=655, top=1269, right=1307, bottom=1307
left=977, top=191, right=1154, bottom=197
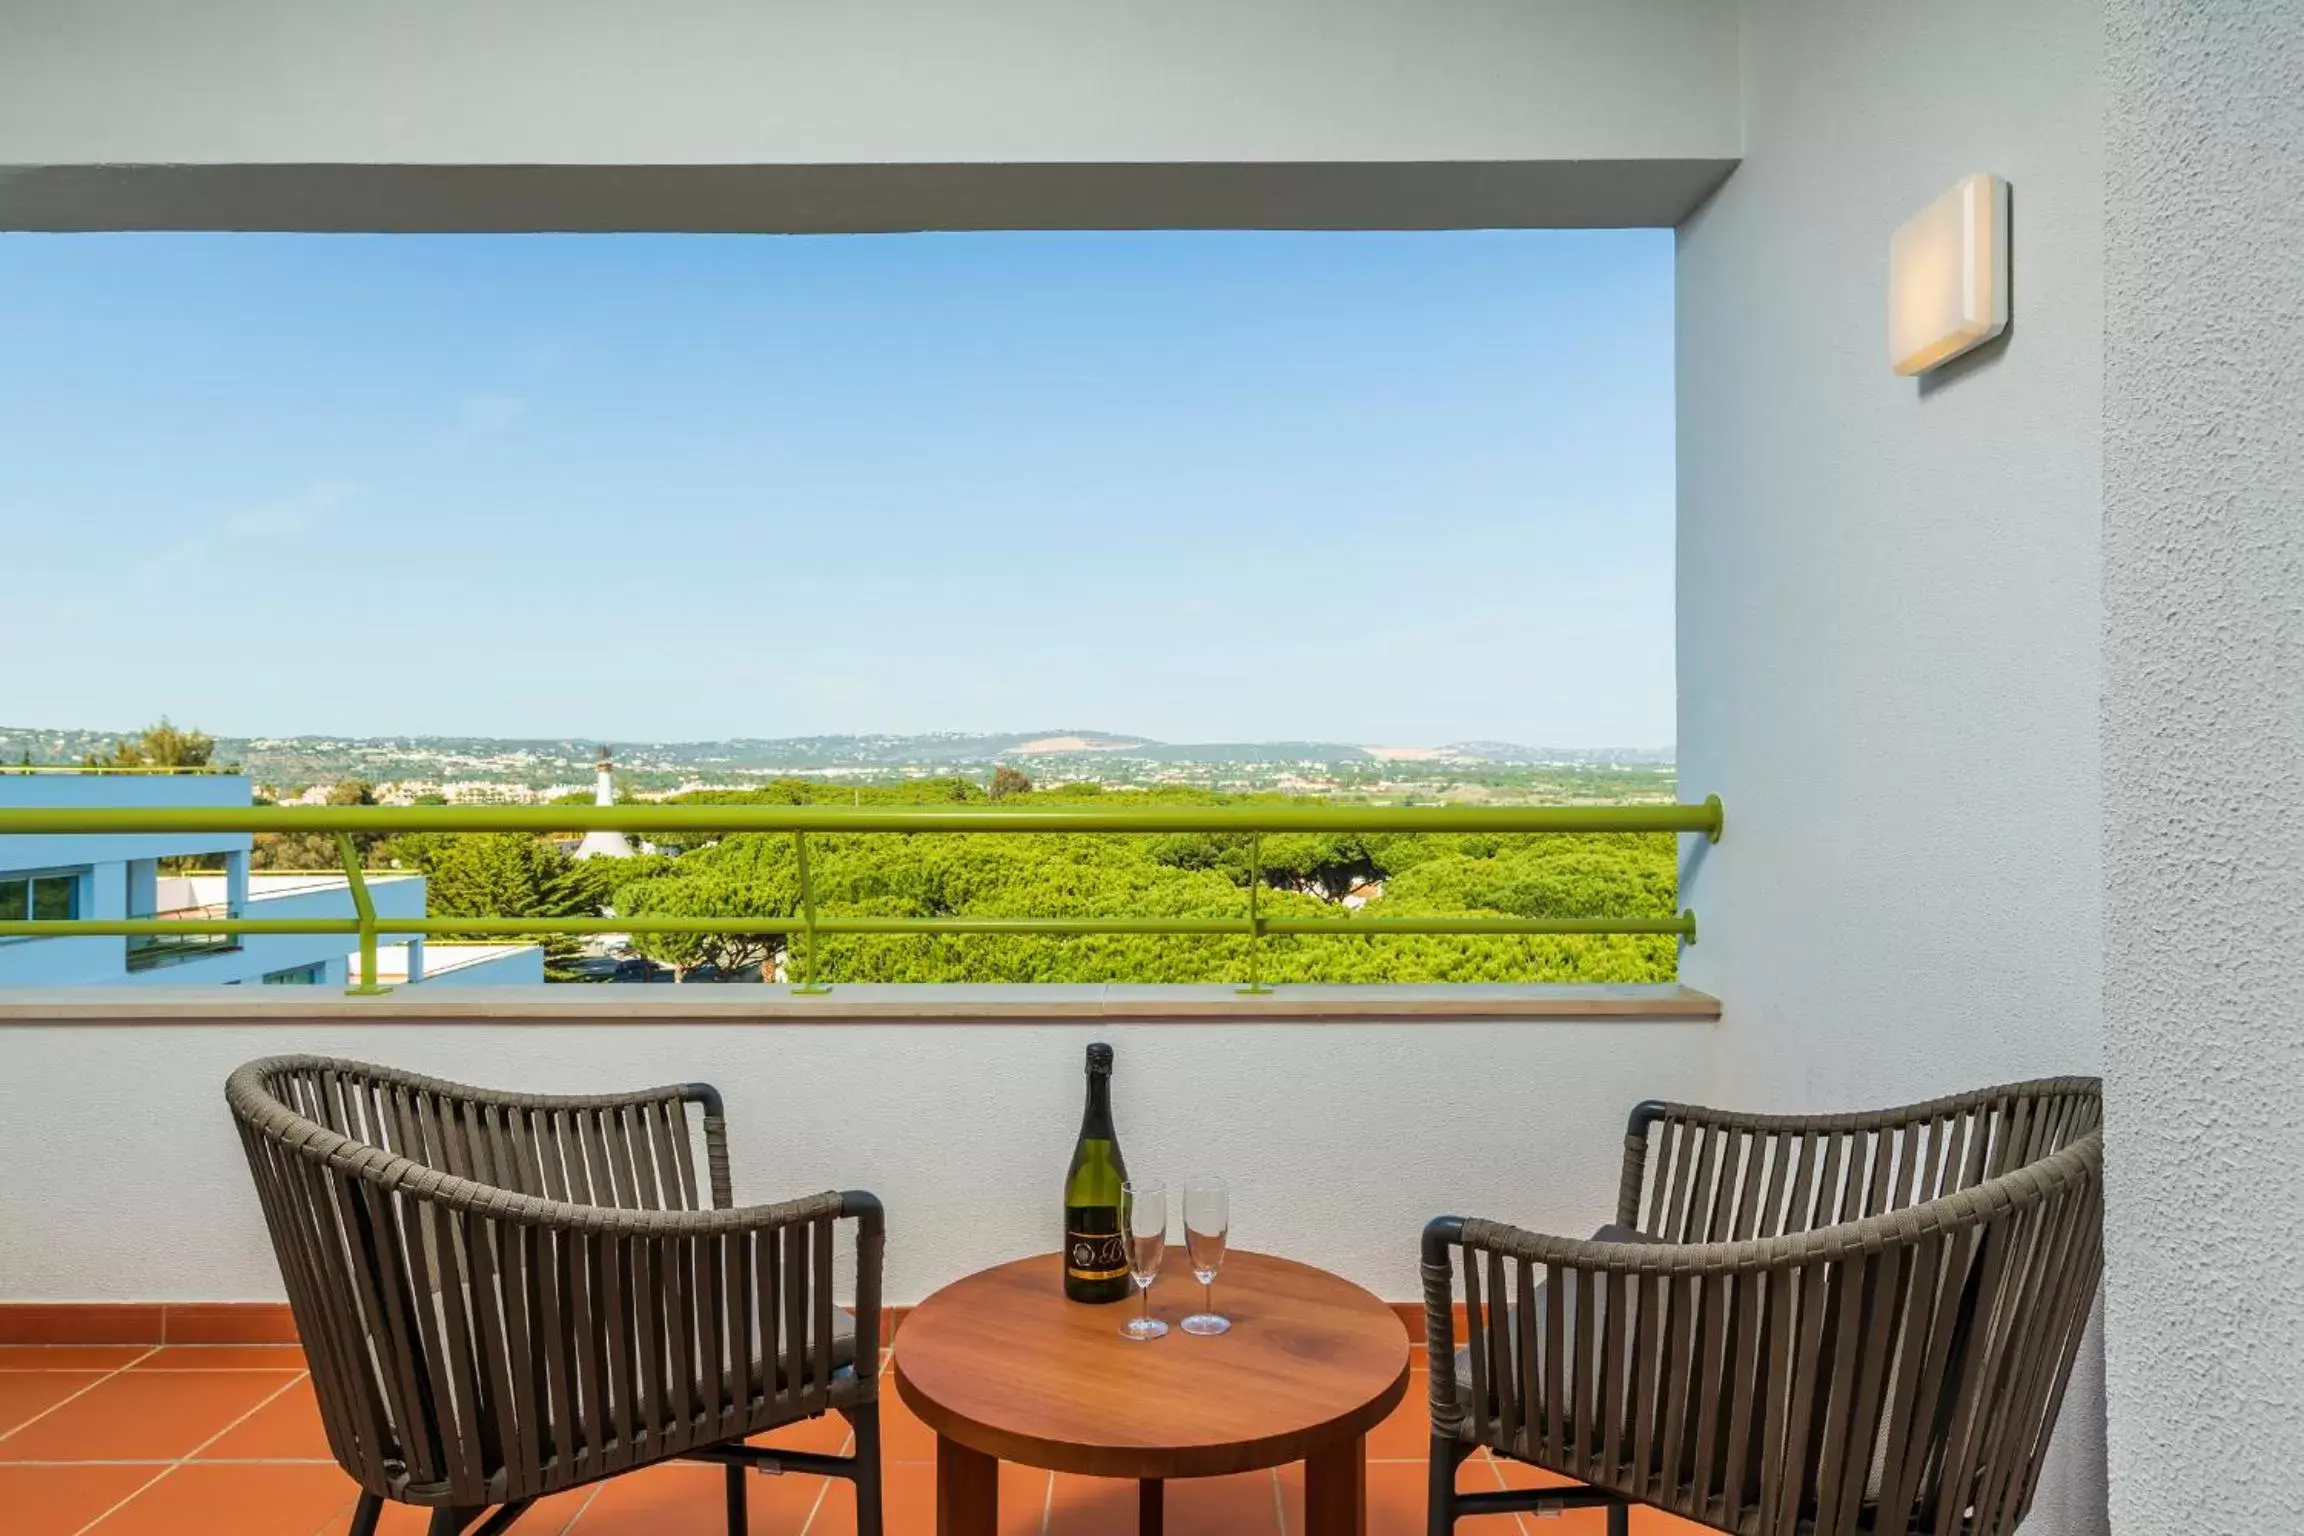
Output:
left=1426, top=1077, right=2103, bottom=1536
left=226, top=1056, right=881, bottom=1514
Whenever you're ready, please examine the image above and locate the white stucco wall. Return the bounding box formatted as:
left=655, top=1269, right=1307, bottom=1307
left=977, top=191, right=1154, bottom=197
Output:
left=0, top=0, right=1741, bottom=231
left=1676, top=0, right=2105, bottom=1097
left=1674, top=0, right=2106, bottom=1529
left=0, top=1012, right=1714, bottom=1306
left=2101, top=3, right=2304, bottom=1529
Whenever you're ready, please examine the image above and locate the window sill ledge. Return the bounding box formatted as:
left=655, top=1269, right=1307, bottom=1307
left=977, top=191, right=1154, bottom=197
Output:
left=0, top=982, right=1719, bottom=1024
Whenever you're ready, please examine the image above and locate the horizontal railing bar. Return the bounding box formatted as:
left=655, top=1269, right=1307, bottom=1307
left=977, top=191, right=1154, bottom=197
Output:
left=1, top=919, right=368, bottom=937
left=0, top=912, right=1694, bottom=940
left=1262, top=913, right=1695, bottom=936
left=0, top=797, right=1723, bottom=838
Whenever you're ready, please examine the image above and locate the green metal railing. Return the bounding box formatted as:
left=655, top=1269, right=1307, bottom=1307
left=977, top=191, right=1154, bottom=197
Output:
left=0, top=798, right=1722, bottom=995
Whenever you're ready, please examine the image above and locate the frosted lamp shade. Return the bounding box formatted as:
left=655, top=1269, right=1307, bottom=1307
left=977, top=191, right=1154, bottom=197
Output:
left=1889, top=173, right=2009, bottom=376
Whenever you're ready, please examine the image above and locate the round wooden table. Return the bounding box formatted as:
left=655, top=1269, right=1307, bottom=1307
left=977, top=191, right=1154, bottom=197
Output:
left=893, top=1250, right=1408, bottom=1536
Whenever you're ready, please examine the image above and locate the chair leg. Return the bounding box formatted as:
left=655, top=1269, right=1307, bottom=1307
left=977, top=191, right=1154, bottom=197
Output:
left=725, top=1462, right=748, bottom=1536
left=848, top=1399, right=886, bottom=1536
left=348, top=1492, right=384, bottom=1536
left=470, top=1505, right=536, bottom=1536
left=1427, top=1434, right=1467, bottom=1535
left=422, top=1505, right=533, bottom=1536
left=1607, top=1500, right=1629, bottom=1536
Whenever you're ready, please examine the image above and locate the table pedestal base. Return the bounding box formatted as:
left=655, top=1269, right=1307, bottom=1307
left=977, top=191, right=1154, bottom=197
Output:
left=936, top=1435, right=999, bottom=1536
left=1303, top=1433, right=1368, bottom=1536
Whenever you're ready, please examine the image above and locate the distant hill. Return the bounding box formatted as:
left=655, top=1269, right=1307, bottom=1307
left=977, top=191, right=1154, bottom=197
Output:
left=0, top=723, right=1672, bottom=792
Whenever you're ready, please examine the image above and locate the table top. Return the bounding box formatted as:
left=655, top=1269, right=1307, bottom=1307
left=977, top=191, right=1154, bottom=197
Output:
left=891, top=1250, right=1410, bottom=1480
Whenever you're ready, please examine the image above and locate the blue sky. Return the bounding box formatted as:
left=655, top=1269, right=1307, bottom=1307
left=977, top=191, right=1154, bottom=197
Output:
left=0, top=230, right=1674, bottom=747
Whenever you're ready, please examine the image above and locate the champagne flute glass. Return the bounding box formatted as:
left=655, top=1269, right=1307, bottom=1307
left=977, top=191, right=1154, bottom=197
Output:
left=1120, top=1180, right=1169, bottom=1341
left=1181, top=1178, right=1231, bottom=1336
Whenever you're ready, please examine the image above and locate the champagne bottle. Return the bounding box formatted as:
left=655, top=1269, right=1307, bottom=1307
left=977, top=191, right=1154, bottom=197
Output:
left=1063, top=1042, right=1131, bottom=1303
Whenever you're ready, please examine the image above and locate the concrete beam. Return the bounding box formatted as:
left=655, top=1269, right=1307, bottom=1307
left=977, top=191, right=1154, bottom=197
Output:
left=0, top=0, right=1739, bottom=232
left=0, top=158, right=1738, bottom=233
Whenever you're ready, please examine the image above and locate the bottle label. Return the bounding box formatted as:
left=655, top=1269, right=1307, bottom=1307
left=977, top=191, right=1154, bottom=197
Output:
left=1066, top=1230, right=1129, bottom=1282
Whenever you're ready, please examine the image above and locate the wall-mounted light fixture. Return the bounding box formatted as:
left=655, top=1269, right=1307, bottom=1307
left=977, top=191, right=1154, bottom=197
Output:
left=1889, top=172, right=2009, bottom=376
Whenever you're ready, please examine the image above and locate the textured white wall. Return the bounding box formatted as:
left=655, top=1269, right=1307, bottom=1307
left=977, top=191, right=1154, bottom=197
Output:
left=2101, top=3, right=2304, bottom=1529
left=0, top=1015, right=1713, bottom=1305
left=1674, top=0, right=2106, bottom=1529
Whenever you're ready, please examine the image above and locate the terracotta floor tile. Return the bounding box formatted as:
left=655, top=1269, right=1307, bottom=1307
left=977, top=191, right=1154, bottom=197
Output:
left=0, top=1369, right=301, bottom=1462
left=758, top=1476, right=856, bottom=1536
left=0, top=1463, right=168, bottom=1536
left=0, top=1345, right=151, bottom=1372
left=1462, top=1454, right=1673, bottom=1536
left=1458, top=1454, right=1525, bottom=1497
left=1365, top=1382, right=1434, bottom=1461
left=866, top=1461, right=1048, bottom=1536
left=1369, top=1458, right=1518, bottom=1536
left=137, top=1345, right=310, bottom=1372
left=748, top=1407, right=856, bottom=1457
left=1046, top=1470, right=1135, bottom=1535
left=1049, top=1469, right=1281, bottom=1535
left=197, top=1377, right=332, bottom=1461
left=1277, top=1457, right=1523, bottom=1536
left=877, top=1385, right=940, bottom=1464
left=568, top=1460, right=830, bottom=1535
left=1166, top=1470, right=1284, bottom=1535
left=0, top=1371, right=110, bottom=1439
left=88, top=1463, right=362, bottom=1536
left=327, top=1484, right=598, bottom=1535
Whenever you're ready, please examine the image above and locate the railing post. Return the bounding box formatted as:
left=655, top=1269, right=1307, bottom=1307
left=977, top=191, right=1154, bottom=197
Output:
left=1237, top=834, right=1273, bottom=996
left=790, top=830, right=830, bottom=995
left=336, top=834, right=390, bottom=996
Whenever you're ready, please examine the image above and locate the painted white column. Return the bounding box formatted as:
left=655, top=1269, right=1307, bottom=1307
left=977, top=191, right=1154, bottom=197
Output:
left=124, top=858, right=157, bottom=918
left=2102, top=1, right=2304, bottom=1526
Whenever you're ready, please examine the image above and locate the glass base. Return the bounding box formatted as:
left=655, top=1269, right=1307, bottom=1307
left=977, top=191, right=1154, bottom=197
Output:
left=1122, top=1316, right=1170, bottom=1341
left=1181, top=1313, right=1231, bottom=1336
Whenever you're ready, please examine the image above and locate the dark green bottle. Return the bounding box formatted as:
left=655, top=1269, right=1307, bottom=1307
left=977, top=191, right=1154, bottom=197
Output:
left=1063, top=1043, right=1131, bottom=1303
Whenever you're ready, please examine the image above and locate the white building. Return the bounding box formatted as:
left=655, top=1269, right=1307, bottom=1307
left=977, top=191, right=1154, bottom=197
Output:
left=0, top=772, right=542, bottom=988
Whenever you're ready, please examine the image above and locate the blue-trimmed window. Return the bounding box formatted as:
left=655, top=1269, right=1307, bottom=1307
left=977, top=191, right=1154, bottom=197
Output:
left=0, top=868, right=85, bottom=935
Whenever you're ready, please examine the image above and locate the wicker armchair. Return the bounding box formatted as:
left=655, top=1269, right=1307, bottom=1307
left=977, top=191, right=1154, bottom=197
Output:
left=226, top=1056, right=885, bottom=1536
left=1422, top=1077, right=2103, bottom=1536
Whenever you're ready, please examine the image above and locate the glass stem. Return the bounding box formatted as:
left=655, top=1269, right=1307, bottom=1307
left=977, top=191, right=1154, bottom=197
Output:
left=1141, top=1285, right=1151, bottom=1327
left=1204, top=1279, right=1213, bottom=1314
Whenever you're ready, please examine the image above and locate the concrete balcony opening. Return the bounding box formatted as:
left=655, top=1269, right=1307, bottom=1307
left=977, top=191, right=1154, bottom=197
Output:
left=0, top=4, right=2298, bottom=1535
